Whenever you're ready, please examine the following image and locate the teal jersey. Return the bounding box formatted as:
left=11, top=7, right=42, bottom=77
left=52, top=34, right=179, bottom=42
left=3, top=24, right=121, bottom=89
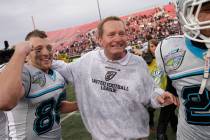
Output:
left=156, top=35, right=210, bottom=140
left=6, top=64, right=66, bottom=140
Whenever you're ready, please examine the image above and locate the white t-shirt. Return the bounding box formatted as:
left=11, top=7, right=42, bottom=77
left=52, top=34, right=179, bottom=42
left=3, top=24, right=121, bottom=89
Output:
left=53, top=49, right=164, bottom=140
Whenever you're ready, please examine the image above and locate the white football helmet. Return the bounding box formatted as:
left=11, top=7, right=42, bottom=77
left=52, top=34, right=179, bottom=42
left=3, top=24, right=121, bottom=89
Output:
left=176, top=0, right=210, bottom=44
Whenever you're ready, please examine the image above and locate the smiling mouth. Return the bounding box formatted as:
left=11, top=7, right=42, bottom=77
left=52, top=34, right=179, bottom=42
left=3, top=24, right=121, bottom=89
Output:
left=111, top=45, right=125, bottom=48
left=41, top=58, right=50, bottom=60
left=40, top=58, right=52, bottom=63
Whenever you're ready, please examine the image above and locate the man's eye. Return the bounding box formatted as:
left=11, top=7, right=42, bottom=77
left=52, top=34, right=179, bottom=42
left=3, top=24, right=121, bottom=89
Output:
left=47, top=46, right=52, bottom=52
left=119, top=32, right=125, bottom=36
left=108, top=33, right=115, bottom=37
left=35, top=49, right=41, bottom=52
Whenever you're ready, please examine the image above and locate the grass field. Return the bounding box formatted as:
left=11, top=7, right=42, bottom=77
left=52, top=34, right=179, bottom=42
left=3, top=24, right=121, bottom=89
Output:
left=61, top=85, right=176, bottom=140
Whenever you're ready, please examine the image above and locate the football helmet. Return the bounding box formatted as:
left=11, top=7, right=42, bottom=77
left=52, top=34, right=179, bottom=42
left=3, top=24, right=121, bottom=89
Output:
left=176, top=0, right=210, bottom=44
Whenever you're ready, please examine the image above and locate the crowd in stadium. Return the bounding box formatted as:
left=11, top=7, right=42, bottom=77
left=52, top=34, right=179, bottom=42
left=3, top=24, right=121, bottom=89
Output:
left=2, top=0, right=210, bottom=140
left=55, top=3, right=181, bottom=60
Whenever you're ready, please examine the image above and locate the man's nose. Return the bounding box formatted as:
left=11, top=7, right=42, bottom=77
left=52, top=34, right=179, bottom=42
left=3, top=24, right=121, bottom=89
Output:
left=113, top=34, right=124, bottom=41
left=42, top=47, right=51, bottom=55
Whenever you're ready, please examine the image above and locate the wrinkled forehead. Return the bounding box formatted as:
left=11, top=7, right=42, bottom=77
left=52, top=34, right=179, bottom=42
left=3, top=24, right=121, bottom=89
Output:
left=103, top=20, right=126, bottom=32
left=29, top=37, right=52, bottom=47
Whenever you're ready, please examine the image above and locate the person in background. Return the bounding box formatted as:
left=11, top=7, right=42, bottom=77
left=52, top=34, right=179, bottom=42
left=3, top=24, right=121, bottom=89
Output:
left=142, top=39, right=178, bottom=139
left=142, top=39, right=163, bottom=132
left=157, top=76, right=178, bottom=140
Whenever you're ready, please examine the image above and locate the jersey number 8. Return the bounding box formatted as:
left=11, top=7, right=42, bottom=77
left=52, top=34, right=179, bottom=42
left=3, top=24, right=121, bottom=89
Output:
left=33, top=93, right=65, bottom=135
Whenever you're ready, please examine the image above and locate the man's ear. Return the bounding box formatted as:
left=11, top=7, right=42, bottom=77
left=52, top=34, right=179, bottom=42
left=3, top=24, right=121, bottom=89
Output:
left=25, top=55, right=31, bottom=63
left=96, top=35, right=102, bottom=47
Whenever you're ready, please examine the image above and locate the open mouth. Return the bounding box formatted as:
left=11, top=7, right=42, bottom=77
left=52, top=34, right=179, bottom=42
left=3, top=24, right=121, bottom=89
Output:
left=41, top=58, right=52, bottom=63
left=111, top=44, right=125, bottom=48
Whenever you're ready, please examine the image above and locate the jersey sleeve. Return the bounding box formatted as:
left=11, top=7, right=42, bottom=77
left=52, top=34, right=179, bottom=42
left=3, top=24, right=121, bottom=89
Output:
left=22, top=66, right=31, bottom=97
left=155, top=40, right=166, bottom=74
left=52, top=60, right=74, bottom=83
left=1, top=64, right=31, bottom=97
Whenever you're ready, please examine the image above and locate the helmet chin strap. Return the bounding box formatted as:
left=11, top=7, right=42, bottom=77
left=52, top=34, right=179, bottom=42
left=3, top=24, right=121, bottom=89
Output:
left=199, top=43, right=210, bottom=94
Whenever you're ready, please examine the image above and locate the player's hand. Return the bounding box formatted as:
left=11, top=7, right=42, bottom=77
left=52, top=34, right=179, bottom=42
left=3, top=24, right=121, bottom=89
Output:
left=14, top=41, right=32, bottom=57
left=156, top=91, right=179, bottom=107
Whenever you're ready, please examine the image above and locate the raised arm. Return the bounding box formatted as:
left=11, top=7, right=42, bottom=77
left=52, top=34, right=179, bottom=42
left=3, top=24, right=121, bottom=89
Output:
left=0, top=42, right=31, bottom=110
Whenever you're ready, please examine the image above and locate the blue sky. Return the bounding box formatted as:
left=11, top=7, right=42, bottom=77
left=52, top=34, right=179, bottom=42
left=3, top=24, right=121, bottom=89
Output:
left=0, top=0, right=171, bottom=47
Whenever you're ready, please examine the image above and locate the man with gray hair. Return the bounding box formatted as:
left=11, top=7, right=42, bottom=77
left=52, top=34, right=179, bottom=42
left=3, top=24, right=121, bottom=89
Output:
left=53, top=16, right=178, bottom=140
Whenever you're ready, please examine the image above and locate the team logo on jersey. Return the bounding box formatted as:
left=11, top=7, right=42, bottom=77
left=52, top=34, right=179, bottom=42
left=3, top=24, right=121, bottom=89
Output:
left=105, top=71, right=117, bottom=81
left=32, top=72, right=46, bottom=87
left=164, top=48, right=186, bottom=70
left=151, top=67, right=164, bottom=86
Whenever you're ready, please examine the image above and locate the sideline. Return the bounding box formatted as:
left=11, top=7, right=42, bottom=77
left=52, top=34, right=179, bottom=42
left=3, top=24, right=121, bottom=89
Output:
left=61, top=111, right=78, bottom=123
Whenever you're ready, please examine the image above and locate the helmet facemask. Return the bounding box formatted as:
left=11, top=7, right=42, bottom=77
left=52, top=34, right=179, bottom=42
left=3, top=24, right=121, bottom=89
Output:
left=177, top=0, right=210, bottom=45
left=176, top=0, right=210, bottom=95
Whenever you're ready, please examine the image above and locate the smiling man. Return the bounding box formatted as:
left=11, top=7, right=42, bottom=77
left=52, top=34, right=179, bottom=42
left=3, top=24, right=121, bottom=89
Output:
left=53, top=16, right=178, bottom=140
left=97, top=17, right=128, bottom=60
left=0, top=30, right=77, bottom=140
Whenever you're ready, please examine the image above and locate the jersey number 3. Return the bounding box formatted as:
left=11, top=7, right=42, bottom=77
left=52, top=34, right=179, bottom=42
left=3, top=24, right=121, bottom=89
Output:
left=182, top=85, right=210, bottom=126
